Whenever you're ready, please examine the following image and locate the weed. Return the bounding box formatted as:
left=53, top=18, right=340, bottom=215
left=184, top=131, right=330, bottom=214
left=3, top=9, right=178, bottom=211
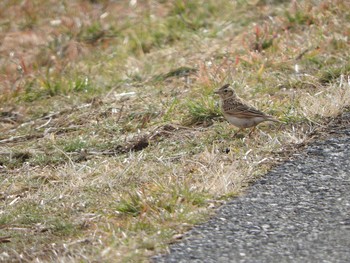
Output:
left=183, top=95, right=221, bottom=126
left=79, top=21, right=105, bottom=44
left=115, top=193, right=144, bottom=217
left=51, top=219, right=79, bottom=236
left=319, top=63, right=350, bottom=84
left=61, top=138, right=88, bottom=152
left=284, top=2, right=315, bottom=28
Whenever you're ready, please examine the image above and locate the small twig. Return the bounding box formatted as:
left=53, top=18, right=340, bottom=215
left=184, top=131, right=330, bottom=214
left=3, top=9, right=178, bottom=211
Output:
left=0, top=236, right=11, bottom=243
left=295, top=47, right=311, bottom=60
left=0, top=126, right=81, bottom=144
left=43, top=125, right=81, bottom=135
left=35, top=117, right=52, bottom=130
left=0, top=134, right=43, bottom=144
left=87, top=150, right=119, bottom=156
left=53, top=145, right=75, bottom=167
left=10, top=103, right=92, bottom=131
left=116, top=104, right=124, bottom=123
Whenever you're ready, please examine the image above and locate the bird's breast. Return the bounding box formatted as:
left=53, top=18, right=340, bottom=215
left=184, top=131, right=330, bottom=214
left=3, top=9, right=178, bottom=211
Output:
left=223, top=114, right=266, bottom=128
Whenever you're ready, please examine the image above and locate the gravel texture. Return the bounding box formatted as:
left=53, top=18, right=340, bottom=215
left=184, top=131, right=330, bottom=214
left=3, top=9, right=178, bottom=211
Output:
left=153, top=113, right=350, bottom=263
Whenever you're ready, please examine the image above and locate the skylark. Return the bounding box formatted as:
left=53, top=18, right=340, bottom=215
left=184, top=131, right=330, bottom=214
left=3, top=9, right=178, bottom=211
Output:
left=214, top=84, right=280, bottom=136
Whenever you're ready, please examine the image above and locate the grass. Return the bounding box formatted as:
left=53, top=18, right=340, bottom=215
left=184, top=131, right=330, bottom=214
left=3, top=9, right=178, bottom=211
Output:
left=1, top=0, right=350, bottom=262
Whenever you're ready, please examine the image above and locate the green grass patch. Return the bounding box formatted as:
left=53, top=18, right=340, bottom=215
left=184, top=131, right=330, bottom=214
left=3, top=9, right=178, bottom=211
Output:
left=183, top=95, right=221, bottom=126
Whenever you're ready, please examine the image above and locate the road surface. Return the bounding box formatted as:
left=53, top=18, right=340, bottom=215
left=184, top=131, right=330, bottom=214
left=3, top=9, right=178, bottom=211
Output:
left=153, top=112, right=350, bottom=263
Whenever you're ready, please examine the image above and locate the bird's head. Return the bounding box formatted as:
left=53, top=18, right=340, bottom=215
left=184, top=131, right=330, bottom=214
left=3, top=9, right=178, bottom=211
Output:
left=214, top=84, right=236, bottom=99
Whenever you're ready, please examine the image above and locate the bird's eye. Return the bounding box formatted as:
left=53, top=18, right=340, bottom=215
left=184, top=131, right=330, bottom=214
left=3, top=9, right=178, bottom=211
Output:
left=224, top=89, right=228, bottom=93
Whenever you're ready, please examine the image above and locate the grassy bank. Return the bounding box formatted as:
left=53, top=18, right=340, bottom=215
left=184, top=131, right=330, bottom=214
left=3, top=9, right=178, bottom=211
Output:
left=1, top=0, right=350, bottom=262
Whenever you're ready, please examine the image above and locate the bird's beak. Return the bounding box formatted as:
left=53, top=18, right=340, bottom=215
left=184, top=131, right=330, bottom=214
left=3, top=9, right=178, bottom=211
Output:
left=214, top=90, right=219, bottom=94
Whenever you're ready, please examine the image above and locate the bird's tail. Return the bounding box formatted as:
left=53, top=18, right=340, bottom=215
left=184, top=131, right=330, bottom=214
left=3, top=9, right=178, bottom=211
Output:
left=268, top=116, right=282, bottom=123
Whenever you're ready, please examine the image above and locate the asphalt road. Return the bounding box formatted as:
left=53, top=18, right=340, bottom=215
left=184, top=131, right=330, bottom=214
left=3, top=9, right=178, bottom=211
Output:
left=153, top=112, right=350, bottom=263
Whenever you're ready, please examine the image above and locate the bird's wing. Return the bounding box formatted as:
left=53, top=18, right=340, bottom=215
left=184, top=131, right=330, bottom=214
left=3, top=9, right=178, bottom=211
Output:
left=223, top=100, right=269, bottom=119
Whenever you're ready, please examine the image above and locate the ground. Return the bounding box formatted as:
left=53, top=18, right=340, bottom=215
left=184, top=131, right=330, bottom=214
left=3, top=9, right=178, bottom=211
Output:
left=1, top=0, right=350, bottom=262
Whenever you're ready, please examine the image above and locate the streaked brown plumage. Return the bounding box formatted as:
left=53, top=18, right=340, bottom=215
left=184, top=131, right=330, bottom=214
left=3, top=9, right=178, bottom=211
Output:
left=214, top=84, right=280, bottom=135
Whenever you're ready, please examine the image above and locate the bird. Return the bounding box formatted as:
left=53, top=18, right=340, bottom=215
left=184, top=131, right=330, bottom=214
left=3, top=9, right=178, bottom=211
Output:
left=214, top=84, right=280, bottom=136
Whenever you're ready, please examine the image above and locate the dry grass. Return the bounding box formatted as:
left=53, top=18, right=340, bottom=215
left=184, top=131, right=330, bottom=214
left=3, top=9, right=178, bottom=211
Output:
left=1, top=0, right=350, bottom=262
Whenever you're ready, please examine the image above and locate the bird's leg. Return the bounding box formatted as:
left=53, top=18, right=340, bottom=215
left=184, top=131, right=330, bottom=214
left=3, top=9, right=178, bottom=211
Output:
left=248, top=126, right=256, bottom=137
left=233, top=128, right=243, bottom=137
left=277, top=122, right=284, bottom=132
